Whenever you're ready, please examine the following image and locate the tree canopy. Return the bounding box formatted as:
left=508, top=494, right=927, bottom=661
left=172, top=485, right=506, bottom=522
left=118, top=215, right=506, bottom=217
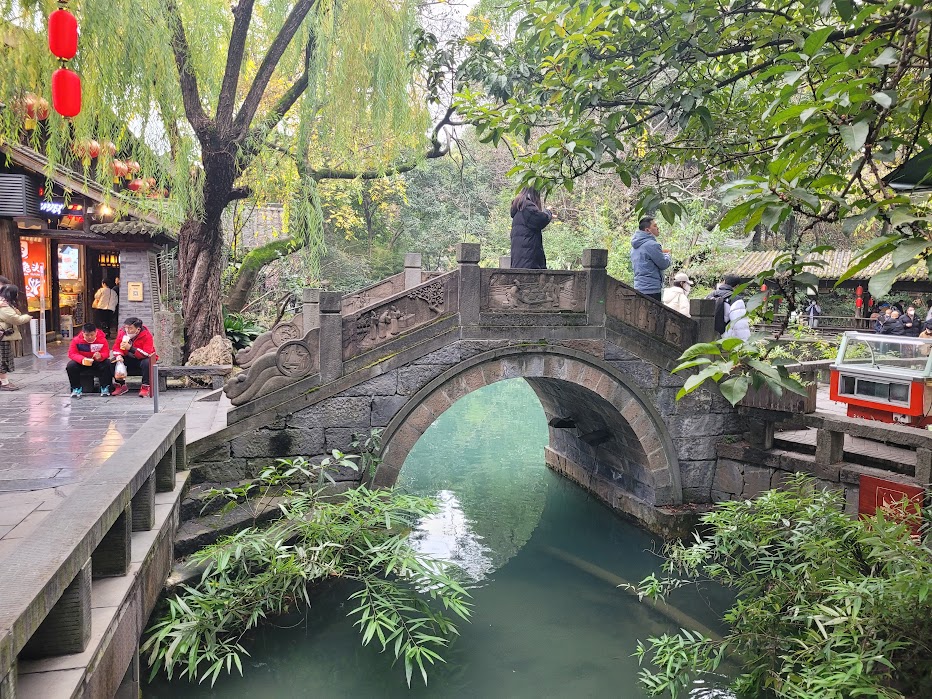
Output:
left=0, top=0, right=433, bottom=350
left=455, top=0, right=932, bottom=298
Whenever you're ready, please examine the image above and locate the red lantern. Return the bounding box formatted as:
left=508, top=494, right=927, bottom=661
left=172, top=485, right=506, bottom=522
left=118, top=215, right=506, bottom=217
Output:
left=126, top=160, right=140, bottom=174
left=21, top=93, right=50, bottom=121
left=112, top=160, right=129, bottom=178
left=87, top=140, right=101, bottom=158
left=761, top=283, right=768, bottom=292
left=856, top=285, right=863, bottom=297
left=48, top=9, right=78, bottom=60
left=856, top=297, right=863, bottom=308
left=72, top=140, right=88, bottom=158
left=51, top=68, right=81, bottom=117
left=146, top=177, right=156, bottom=189
left=105, top=141, right=116, bottom=156
left=127, top=178, right=143, bottom=192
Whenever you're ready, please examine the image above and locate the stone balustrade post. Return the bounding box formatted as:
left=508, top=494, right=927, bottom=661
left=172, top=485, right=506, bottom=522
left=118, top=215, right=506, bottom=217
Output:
left=20, top=559, right=92, bottom=659
left=692, top=298, right=717, bottom=343
left=318, top=291, right=344, bottom=383
left=915, top=447, right=931, bottom=485
left=498, top=255, right=511, bottom=269
left=747, top=418, right=775, bottom=450
left=155, top=441, right=176, bottom=493
left=131, top=474, right=155, bottom=531
left=303, top=288, right=320, bottom=331
left=815, top=428, right=845, bottom=465
left=404, top=253, right=422, bottom=289
left=92, top=505, right=132, bottom=578
left=456, top=243, right=481, bottom=326
left=583, top=248, right=608, bottom=326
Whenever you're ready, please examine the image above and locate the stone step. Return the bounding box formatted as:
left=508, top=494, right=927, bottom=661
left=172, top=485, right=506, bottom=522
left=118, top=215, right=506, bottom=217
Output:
left=173, top=495, right=288, bottom=558
left=774, top=428, right=915, bottom=476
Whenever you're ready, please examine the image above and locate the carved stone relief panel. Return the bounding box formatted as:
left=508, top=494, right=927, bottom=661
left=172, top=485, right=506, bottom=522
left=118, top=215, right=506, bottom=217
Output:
left=484, top=271, right=585, bottom=312
left=276, top=340, right=317, bottom=379
left=342, top=277, right=452, bottom=359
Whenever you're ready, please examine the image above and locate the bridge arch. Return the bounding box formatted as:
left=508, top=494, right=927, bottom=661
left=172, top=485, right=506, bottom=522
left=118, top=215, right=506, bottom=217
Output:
left=376, top=346, right=682, bottom=507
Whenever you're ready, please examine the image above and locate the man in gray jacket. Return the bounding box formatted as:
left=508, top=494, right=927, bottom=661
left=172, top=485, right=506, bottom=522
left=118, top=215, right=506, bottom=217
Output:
left=630, top=216, right=671, bottom=301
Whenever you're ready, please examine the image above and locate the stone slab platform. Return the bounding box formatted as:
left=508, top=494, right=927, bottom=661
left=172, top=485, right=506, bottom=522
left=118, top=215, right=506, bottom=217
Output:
left=0, top=342, right=220, bottom=564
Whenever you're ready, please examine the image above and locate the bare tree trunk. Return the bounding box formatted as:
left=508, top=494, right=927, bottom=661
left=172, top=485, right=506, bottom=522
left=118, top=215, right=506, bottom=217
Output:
left=178, top=150, right=236, bottom=354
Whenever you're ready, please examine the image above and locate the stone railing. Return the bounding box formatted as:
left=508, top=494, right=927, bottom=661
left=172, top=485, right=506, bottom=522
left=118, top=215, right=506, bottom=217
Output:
left=479, top=268, right=587, bottom=313
left=342, top=271, right=458, bottom=360
left=222, top=245, right=708, bottom=412
left=0, top=413, right=186, bottom=699
left=605, top=277, right=700, bottom=348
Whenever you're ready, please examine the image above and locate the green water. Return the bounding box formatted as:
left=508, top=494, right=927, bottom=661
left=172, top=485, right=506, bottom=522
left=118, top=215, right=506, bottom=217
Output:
left=146, top=379, right=730, bottom=698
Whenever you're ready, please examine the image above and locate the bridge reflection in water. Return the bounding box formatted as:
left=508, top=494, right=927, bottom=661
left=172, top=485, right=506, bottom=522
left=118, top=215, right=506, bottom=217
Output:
left=147, top=380, right=731, bottom=699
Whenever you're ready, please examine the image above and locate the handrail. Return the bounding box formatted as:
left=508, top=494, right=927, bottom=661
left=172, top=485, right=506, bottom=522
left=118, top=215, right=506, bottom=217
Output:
left=0, top=412, right=184, bottom=673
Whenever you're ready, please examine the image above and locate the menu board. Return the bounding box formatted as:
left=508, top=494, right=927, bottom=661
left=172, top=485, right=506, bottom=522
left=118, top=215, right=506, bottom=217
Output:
left=58, top=244, right=80, bottom=280
left=20, top=238, right=49, bottom=301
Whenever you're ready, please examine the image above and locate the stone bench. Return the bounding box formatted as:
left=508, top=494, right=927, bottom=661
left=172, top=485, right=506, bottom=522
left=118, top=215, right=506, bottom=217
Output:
left=156, top=365, right=233, bottom=391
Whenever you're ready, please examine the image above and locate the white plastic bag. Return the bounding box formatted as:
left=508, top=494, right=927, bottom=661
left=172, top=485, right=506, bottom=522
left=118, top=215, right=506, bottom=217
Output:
left=114, top=360, right=127, bottom=380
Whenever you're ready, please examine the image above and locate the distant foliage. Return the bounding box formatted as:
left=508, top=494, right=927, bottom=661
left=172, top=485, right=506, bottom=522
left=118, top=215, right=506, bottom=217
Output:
left=629, top=475, right=932, bottom=699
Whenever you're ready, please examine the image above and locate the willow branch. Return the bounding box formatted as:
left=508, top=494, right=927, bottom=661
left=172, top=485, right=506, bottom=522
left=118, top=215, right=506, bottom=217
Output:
left=233, top=0, right=318, bottom=137
left=217, top=0, right=257, bottom=129
left=165, top=0, right=209, bottom=135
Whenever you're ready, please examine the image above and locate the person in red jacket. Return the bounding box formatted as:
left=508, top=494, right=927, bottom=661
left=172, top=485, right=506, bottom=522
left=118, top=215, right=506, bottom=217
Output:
left=66, top=323, right=111, bottom=398
left=108, top=316, right=158, bottom=397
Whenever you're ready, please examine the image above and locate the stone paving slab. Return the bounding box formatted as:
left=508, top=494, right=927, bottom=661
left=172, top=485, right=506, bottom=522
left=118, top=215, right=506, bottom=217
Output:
left=0, top=342, right=226, bottom=563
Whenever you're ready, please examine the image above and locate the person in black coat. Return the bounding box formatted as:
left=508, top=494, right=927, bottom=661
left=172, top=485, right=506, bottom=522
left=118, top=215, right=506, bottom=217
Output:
left=509, top=187, right=553, bottom=269
left=901, top=306, right=922, bottom=337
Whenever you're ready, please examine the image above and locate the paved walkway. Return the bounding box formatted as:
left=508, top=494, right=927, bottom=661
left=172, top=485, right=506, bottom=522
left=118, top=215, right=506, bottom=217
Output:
left=0, top=341, right=229, bottom=562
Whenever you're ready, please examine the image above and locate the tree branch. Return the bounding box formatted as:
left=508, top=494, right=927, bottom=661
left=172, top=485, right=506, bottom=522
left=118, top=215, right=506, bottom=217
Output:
left=217, top=0, right=257, bottom=130
left=239, top=35, right=316, bottom=168
left=228, top=186, right=253, bottom=202
left=165, top=0, right=209, bottom=135
left=233, top=0, right=318, bottom=138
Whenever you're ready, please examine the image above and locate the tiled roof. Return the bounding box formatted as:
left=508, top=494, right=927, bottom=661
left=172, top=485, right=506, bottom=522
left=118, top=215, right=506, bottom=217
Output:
left=730, top=249, right=929, bottom=282
left=90, top=221, right=174, bottom=239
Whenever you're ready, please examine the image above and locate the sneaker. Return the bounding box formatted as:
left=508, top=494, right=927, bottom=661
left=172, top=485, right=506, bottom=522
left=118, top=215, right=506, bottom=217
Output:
left=0, top=382, right=19, bottom=391
left=71, top=387, right=82, bottom=399
left=111, top=383, right=129, bottom=396
left=139, top=384, right=151, bottom=398
left=100, top=385, right=110, bottom=397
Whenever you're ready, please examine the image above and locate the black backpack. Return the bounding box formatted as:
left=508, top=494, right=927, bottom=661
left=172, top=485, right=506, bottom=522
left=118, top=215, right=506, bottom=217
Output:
left=707, top=288, right=731, bottom=334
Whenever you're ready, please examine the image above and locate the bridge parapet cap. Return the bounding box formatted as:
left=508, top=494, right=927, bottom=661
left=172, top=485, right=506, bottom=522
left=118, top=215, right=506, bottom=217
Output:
left=318, top=291, right=343, bottom=313
left=302, top=288, right=320, bottom=304
left=456, top=242, right=481, bottom=264
left=582, top=248, right=608, bottom=269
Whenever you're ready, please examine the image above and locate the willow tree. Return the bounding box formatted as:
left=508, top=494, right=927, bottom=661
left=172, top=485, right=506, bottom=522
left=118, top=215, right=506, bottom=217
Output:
left=0, top=0, right=429, bottom=351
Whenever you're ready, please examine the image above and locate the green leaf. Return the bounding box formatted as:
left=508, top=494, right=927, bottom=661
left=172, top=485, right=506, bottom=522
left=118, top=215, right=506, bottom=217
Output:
left=871, top=91, right=895, bottom=109
left=839, top=120, right=870, bottom=151
left=868, top=264, right=906, bottom=298
left=891, top=238, right=928, bottom=267
left=719, top=375, right=750, bottom=406
left=718, top=201, right=754, bottom=230
left=803, top=27, right=834, bottom=57
left=871, top=47, right=898, bottom=67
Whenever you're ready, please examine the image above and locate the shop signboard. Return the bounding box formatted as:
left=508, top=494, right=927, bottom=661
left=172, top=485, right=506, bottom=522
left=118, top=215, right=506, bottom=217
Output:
left=58, top=244, right=80, bottom=280
left=20, top=238, right=49, bottom=301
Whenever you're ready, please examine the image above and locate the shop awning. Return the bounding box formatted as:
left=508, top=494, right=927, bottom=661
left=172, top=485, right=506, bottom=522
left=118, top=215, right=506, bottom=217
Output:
left=1, top=143, right=163, bottom=225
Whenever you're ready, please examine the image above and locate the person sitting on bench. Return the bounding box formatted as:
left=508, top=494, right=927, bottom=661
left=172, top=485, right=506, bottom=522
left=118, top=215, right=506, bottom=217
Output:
left=108, top=317, right=158, bottom=397
left=66, top=323, right=110, bottom=398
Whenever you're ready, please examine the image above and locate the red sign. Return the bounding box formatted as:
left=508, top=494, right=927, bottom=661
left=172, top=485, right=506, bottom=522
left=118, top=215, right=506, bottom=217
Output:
left=859, top=475, right=925, bottom=535
left=20, top=238, right=49, bottom=300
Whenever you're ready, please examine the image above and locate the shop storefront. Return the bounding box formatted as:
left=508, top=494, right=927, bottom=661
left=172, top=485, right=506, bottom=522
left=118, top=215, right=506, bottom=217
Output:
left=1, top=144, right=174, bottom=350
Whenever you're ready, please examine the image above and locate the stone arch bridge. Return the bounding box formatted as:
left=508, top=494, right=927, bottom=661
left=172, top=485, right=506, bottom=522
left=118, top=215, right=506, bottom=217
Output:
left=189, top=245, right=743, bottom=533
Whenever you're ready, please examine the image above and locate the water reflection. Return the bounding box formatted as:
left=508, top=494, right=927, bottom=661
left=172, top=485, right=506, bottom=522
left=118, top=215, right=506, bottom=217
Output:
left=408, top=490, right=494, bottom=582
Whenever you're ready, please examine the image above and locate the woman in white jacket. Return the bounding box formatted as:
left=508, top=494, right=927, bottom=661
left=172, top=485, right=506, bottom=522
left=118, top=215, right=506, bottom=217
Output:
left=662, top=272, right=693, bottom=316
left=723, top=297, right=751, bottom=340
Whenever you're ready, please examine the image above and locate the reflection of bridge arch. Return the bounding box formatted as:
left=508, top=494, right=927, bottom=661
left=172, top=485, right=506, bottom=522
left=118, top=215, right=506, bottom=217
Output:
left=376, top=346, right=682, bottom=507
